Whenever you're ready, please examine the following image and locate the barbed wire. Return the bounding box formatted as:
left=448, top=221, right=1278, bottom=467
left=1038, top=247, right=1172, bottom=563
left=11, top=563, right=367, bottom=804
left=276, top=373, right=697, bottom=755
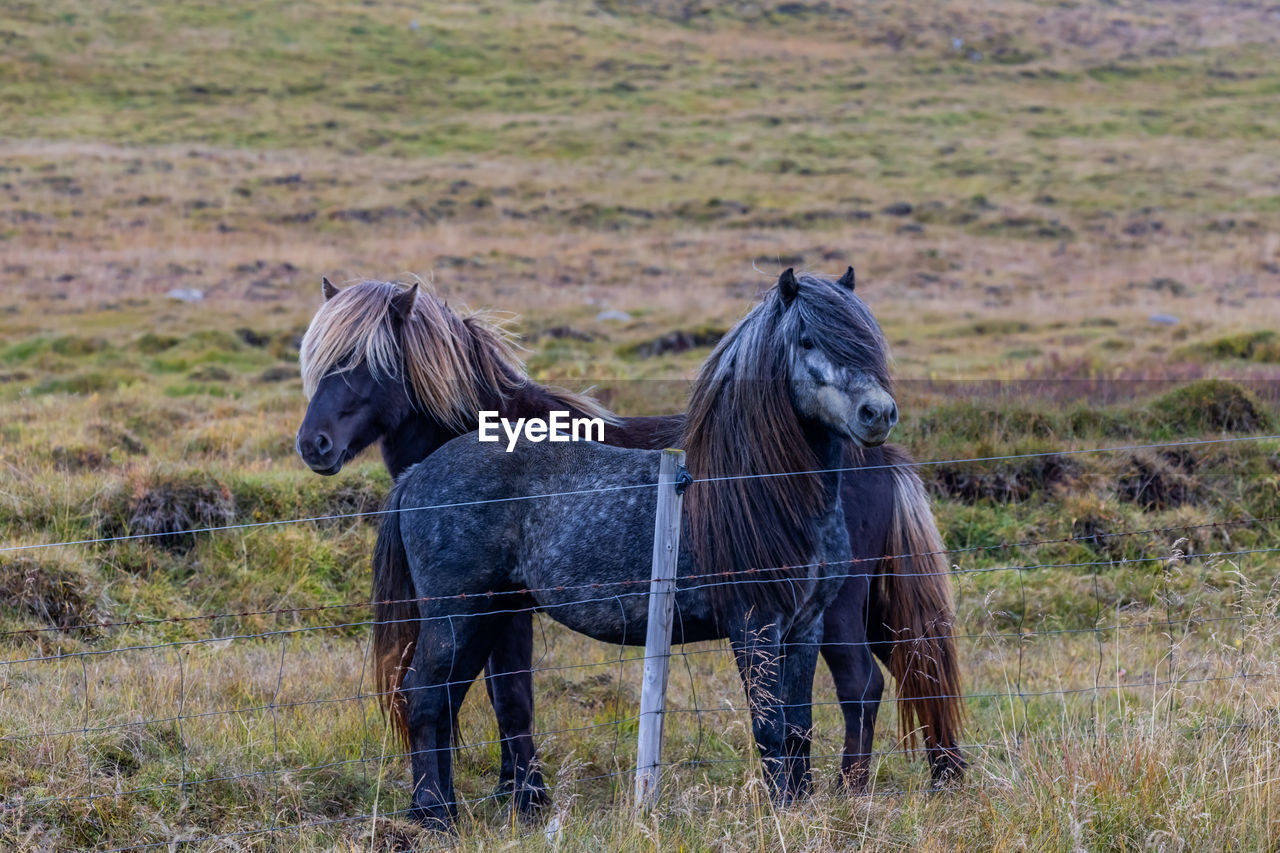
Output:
left=1, top=432, right=1275, bottom=559
left=3, top=607, right=1255, bottom=750
left=3, top=513, right=1275, bottom=641
left=4, top=539, right=1276, bottom=671
left=3, top=435, right=1279, bottom=846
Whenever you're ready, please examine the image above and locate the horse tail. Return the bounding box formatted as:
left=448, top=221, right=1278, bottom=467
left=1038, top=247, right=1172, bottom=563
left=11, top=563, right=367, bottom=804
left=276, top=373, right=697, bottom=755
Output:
left=372, top=483, right=417, bottom=748
left=878, top=445, right=965, bottom=766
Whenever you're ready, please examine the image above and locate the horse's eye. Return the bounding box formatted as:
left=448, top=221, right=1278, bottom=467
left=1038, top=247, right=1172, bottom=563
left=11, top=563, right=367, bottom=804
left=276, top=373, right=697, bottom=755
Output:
left=800, top=336, right=815, bottom=350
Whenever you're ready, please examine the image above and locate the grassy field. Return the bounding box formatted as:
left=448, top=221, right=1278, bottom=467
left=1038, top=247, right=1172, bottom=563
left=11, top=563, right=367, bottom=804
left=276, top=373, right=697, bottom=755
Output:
left=3, top=0, right=1280, bottom=849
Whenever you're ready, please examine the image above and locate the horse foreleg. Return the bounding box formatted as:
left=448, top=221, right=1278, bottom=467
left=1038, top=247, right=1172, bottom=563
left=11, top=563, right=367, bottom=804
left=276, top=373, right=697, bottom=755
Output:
left=482, top=608, right=549, bottom=815
left=404, top=614, right=499, bottom=830
left=822, top=573, right=884, bottom=793
left=729, top=618, right=789, bottom=801
left=779, top=617, right=822, bottom=800
left=822, top=639, right=882, bottom=791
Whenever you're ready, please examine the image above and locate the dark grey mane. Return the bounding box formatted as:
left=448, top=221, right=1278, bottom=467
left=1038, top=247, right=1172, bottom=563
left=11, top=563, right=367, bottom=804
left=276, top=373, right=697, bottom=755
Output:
left=681, top=271, right=891, bottom=620
left=782, top=272, right=891, bottom=390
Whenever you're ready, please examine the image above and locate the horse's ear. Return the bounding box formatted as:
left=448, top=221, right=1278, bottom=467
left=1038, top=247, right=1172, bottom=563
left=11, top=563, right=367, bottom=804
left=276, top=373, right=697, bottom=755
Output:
left=778, top=268, right=798, bottom=305
left=836, top=266, right=855, bottom=291
left=390, top=282, right=419, bottom=322
left=322, top=277, right=341, bottom=301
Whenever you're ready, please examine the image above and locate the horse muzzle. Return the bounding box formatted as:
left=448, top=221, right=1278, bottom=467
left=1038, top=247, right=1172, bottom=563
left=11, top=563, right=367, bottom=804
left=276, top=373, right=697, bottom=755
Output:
left=845, top=390, right=898, bottom=448
left=296, top=429, right=345, bottom=475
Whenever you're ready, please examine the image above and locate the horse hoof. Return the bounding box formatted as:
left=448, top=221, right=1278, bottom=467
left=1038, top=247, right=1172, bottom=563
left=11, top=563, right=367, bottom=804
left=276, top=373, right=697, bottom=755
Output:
left=926, top=747, right=962, bottom=788
left=493, top=774, right=550, bottom=817
left=409, top=800, right=456, bottom=833
left=511, top=776, right=551, bottom=817
left=930, top=754, right=967, bottom=788
left=770, top=782, right=811, bottom=808
left=838, top=766, right=870, bottom=794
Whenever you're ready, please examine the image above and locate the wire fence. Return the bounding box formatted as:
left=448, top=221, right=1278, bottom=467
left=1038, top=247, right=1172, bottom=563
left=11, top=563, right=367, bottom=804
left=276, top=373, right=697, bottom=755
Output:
left=1, top=433, right=1279, bottom=848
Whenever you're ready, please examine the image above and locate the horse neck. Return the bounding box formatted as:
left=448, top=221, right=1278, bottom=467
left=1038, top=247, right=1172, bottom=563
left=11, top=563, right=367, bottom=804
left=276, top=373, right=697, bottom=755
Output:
left=498, top=381, right=587, bottom=422
left=377, top=374, right=593, bottom=479
left=379, top=409, right=461, bottom=479
left=801, top=420, right=847, bottom=508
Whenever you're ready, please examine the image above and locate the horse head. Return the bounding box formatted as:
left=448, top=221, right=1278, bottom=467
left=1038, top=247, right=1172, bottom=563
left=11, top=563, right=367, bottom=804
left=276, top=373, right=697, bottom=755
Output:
left=776, top=267, right=897, bottom=448
left=295, top=279, right=428, bottom=474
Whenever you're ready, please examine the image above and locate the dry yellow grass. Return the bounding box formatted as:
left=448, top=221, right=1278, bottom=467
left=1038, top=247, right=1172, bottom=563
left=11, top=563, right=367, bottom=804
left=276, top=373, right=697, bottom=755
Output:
left=4, top=0, right=1280, bottom=848
left=4, top=555, right=1280, bottom=850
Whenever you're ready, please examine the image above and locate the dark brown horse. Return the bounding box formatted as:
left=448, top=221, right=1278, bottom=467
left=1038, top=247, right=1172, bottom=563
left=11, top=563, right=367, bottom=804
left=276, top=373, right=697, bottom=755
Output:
left=296, top=273, right=963, bottom=813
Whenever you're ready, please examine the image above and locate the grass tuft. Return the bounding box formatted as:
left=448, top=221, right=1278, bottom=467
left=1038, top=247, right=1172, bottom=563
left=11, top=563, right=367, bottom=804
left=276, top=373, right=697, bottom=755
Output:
left=1147, top=379, right=1273, bottom=435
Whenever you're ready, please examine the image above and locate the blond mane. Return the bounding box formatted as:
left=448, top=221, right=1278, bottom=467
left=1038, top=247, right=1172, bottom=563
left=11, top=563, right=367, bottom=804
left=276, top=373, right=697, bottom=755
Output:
left=300, top=280, right=614, bottom=432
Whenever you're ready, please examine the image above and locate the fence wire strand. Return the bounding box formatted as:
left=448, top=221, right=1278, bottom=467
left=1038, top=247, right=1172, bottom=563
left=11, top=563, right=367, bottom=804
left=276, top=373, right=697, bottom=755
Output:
left=2, top=432, right=1279, bottom=846
left=4, top=514, right=1278, bottom=641
left=1, top=433, right=1275, bottom=560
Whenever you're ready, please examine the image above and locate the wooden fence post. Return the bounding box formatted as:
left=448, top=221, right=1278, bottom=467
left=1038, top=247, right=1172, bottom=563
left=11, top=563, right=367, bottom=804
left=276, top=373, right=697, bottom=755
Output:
left=634, top=448, right=689, bottom=812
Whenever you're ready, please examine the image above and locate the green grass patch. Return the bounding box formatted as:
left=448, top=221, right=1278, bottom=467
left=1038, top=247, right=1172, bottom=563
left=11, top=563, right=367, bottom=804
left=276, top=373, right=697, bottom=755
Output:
left=1196, top=330, right=1280, bottom=363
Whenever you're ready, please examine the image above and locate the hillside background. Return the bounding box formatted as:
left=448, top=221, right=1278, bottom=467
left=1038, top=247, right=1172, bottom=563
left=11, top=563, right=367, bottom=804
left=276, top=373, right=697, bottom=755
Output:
left=3, top=2, right=1280, bottom=850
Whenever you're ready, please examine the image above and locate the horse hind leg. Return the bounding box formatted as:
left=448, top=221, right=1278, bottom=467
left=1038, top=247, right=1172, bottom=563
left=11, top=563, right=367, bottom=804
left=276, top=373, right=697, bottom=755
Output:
left=482, top=608, right=549, bottom=815
left=402, top=614, right=501, bottom=830
left=402, top=659, right=453, bottom=828
left=927, top=738, right=967, bottom=785
left=869, top=593, right=966, bottom=786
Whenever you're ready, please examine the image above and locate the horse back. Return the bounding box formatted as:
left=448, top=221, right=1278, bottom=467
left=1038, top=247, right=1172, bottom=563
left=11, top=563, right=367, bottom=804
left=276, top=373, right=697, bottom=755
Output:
left=393, top=435, right=666, bottom=587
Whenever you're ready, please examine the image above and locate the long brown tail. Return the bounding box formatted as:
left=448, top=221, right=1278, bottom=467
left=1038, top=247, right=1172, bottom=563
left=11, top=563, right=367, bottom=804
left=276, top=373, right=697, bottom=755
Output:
left=372, top=485, right=417, bottom=747
left=878, top=445, right=965, bottom=759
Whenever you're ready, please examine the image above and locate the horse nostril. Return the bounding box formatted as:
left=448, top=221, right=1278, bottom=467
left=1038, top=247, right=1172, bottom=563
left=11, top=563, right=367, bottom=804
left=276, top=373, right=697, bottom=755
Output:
left=313, top=432, right=333, bottom=456
left=858, top=400, right=896, bottom=429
